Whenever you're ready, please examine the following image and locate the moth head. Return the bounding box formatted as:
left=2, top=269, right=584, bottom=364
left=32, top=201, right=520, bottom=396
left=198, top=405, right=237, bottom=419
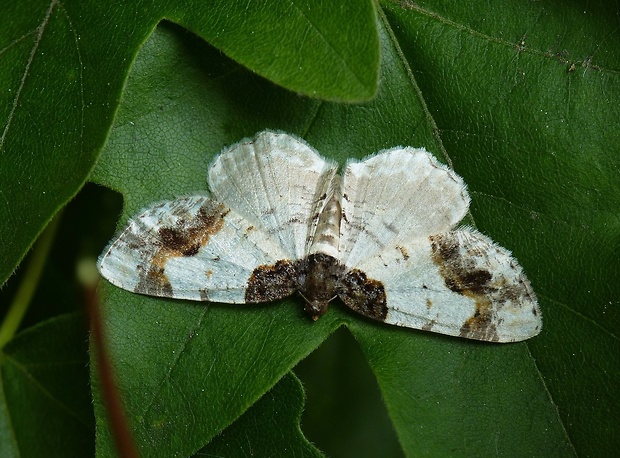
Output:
left=302, top=298, right=330, bottom=321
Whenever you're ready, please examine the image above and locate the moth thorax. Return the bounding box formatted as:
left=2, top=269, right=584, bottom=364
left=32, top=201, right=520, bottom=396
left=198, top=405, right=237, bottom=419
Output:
left=308, top=189, right=341, bottom=258
left=299, top=253, right=343, bottom=320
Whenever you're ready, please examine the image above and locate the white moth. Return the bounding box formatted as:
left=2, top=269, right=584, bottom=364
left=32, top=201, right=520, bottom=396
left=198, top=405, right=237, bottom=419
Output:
left=98, top=131, right=541, bottom=342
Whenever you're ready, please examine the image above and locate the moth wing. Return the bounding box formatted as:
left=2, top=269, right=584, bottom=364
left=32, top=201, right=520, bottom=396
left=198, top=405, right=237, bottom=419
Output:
left=339, top=228, right=541, bottom=342
left=98, top=196, right=301, bottom=303
left=339, top=148, right=470, bottom=268
left=208, top=131, right=338, bottom=260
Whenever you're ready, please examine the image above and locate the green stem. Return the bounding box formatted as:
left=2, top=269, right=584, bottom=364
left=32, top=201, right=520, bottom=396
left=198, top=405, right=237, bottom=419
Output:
left=0, top=213, right=61, bottom=348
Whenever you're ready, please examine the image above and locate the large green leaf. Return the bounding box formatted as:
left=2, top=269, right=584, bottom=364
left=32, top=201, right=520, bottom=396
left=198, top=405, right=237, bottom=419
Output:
left=89, top=1, right=620, bottom=454
left=0, top=0, right=378, bottom=287
left=381, top=2, right=620, bottom=454
left=89, top=19, right=423, bottom=457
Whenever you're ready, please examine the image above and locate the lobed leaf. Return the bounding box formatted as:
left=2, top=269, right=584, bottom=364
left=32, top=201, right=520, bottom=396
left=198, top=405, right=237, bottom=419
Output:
left=0, top=0, right=379, bottom=286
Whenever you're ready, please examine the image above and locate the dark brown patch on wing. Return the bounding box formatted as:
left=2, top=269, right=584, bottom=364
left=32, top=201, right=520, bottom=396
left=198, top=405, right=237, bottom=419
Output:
left=339, top=269, right=387, bottom=321
left=459, top=297, right=498, bottom=342
left=430, top=234, right=494, bottom=296
left=135, top=200, right=230, bottom=297
left=245, top=260, right=302, bottom=303
left=429, top=233, right=499, bottom=342
left=157, top=201, right=230, bottom=257
left=430, top=235, right=489, bottom=291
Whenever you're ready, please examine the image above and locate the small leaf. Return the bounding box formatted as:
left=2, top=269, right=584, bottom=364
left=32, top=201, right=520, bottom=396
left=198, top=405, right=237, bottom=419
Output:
left=0, top=314, right=93, bottom=457
left=170, top=0, right=380, bottom=101
left=200, top=372, right=323, bottom=457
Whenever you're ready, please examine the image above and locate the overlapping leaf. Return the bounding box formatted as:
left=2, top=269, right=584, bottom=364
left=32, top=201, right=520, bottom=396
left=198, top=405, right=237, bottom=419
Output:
left=0, top=0, right=378, bottom=286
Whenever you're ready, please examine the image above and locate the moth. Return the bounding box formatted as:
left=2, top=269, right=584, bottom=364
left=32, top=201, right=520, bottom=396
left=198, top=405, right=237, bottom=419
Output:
left=98, top=131, right=541, bottom=342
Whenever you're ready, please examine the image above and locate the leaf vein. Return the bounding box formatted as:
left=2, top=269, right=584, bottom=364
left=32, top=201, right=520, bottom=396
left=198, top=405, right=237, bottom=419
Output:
left=140, top=307, right=209, bottom=419
left=0, top=0, right=59, bottom=152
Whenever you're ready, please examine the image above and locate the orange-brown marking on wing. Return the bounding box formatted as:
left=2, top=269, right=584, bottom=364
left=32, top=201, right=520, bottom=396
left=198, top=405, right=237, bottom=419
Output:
left=135, top=201, right=230, bottom=296
left=429, top=233, right=499, bottom=342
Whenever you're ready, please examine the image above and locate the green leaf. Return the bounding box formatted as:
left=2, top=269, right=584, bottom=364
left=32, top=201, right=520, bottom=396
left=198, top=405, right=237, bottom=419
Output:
left=381, top=2, right=620, bottom=455
left=0, top=314, right=93, bottom=457
left=351, top=322, right=574, bottom=456
left=170, top=0, right=380, bottom=101
left=295, top=327, right=403, bottom=457
left=91, top=1, right=618, bottom=456
left=0, top=0, right=378, bottom=287
left=92, top=283, right=340, bottom=457
left=199, top=372, right=323, bottom=457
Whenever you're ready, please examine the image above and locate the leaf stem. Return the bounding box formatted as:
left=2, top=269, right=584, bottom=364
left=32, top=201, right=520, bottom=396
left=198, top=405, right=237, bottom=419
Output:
left=0, top=213, right=61, bottom=348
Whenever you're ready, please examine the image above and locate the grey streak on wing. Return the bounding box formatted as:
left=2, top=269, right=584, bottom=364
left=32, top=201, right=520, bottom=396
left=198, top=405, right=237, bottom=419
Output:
left=339, top=148, right=470, bottom=268
left=208, top=131, right=338, bottom=260
left=136, top=263, right=173, bottom=298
